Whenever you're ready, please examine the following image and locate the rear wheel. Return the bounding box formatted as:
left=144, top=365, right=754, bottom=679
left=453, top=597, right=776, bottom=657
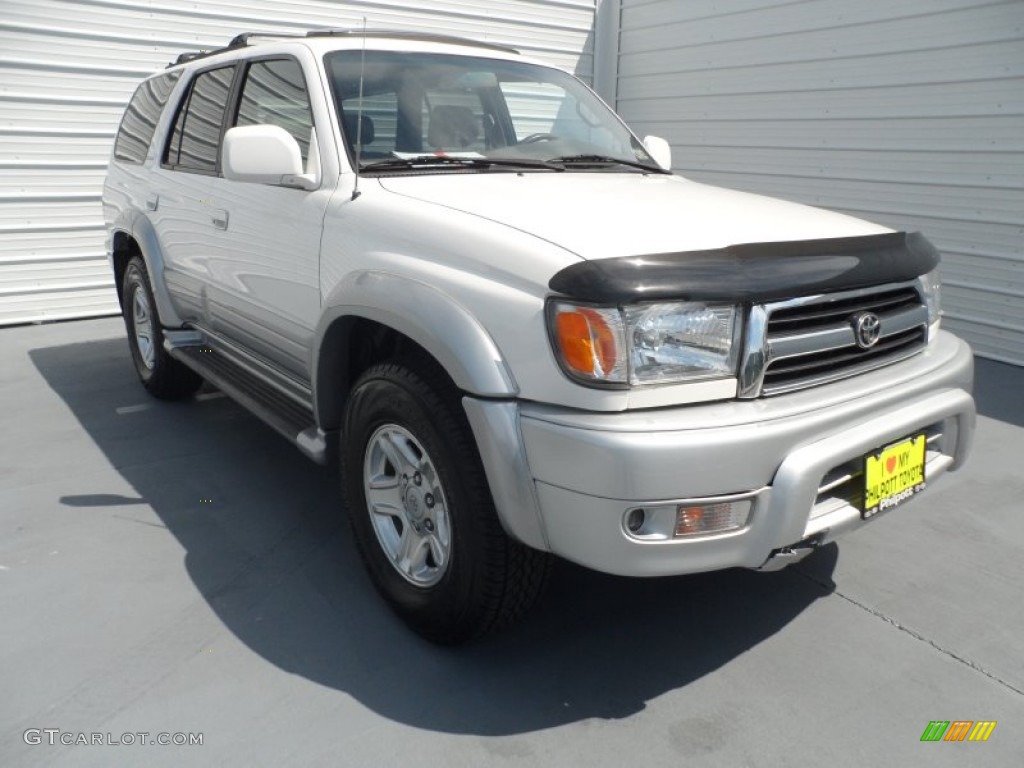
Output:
left=342, top=360, right=549, bottom=644
left=122, top=257, right=202, bottom=400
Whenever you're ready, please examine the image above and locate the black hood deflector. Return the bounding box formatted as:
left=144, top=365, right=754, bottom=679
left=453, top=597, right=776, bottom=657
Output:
left=548, top=232, right=939, bottom=304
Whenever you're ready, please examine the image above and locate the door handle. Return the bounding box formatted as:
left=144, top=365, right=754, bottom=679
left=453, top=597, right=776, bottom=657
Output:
left=211, top=209, right=229, bottom=230
left=145, top=195, right=159, bottom=211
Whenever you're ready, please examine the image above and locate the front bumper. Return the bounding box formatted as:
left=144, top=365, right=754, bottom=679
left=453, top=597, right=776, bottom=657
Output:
left=464, top=331, right=974, bottom=577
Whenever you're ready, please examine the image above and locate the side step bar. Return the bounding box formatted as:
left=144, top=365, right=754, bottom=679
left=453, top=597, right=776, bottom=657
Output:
left=166, top=337, right=330, bottom=464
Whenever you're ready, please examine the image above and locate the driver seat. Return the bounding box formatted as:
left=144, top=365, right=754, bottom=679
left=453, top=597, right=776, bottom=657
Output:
left=427, top=105, right=478, bottom=150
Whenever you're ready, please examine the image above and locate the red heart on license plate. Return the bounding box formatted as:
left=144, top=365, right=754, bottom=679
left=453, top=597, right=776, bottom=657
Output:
left=886, top=456, right=897, bottom=473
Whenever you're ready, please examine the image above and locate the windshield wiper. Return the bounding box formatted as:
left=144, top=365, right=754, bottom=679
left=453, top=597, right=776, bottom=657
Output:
left=548, top=154, right=667, bottom=173
left=362, top=155, right=564, bottom=172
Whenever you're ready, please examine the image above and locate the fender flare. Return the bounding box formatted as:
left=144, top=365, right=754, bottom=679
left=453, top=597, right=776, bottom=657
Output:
left=314, top=270, right=518, bottom=427
left=121, top=213, right=185, bottom=327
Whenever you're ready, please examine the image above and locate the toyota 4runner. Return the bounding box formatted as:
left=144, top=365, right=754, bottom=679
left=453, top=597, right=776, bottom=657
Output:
left=103, top=29, right=975, bottom=643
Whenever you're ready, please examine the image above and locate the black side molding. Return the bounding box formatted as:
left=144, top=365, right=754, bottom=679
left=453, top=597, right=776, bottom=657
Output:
left=548, top=232, right=939, bottom=304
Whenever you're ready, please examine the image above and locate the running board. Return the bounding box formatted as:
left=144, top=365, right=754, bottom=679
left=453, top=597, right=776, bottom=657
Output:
left=166, top=339, right=329, bottom=464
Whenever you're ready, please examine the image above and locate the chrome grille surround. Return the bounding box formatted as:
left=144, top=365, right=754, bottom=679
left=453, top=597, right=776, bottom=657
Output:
left=738, top=281, right=929, bottom=398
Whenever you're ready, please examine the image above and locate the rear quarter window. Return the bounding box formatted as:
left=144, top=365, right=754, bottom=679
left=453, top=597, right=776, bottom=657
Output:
left=113, top=71, right=182, bottom=164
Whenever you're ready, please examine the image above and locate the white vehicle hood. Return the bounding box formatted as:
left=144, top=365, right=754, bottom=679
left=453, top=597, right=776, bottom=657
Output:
left=377, top=172, right=891, bottom=260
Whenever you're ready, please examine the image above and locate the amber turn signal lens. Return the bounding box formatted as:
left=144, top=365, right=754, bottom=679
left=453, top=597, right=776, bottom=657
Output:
left=555, top=307, right=618, bottom=376
left=675, top=502, right=748, bottom=537
left=676, top=506, right=705, bottom=535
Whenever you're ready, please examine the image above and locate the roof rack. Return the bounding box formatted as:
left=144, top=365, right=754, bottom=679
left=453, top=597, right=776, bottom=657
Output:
left=227, top=32, right=306, bottom=48
left=305, top=29, right=519, bottom=54
left=166, top=27, right=519, bottom=68
left=167, top=31, right=304, bottom=68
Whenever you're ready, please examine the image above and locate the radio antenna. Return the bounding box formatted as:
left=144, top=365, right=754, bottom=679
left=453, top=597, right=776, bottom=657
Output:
left=351, top=17, right=367, bottom=200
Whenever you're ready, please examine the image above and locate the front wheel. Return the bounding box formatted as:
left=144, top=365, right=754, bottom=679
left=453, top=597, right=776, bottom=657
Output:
left=342, top=361, right=549, bottom=644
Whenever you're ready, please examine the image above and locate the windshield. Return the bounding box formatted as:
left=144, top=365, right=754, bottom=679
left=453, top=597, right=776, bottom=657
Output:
left=325, top=50, right=661, bottom=172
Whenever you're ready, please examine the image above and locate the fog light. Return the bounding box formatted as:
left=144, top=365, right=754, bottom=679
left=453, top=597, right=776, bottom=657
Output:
left=623, top=497, right=753, bottom=540
left=625, top=508, right=646, bottom=533
left=675, top=501, right=750, bottom=537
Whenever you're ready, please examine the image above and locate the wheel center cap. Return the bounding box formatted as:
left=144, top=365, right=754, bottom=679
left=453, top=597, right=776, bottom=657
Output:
left=404, top=489, right=424, bottom=519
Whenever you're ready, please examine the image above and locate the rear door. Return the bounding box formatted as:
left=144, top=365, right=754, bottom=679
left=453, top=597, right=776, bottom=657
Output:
left=152, top=64, right=238, bottom=324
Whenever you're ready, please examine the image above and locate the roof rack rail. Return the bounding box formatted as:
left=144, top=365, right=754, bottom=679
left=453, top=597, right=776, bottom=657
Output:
left=165, top=27, right=519, bottom=68
left=226, top=31, right=305, bottom=48
left=305, top=28, right=519, bottom=54
left=166, top=31, right=305, bottom=68
left=171, top=51, right=207, bottom=66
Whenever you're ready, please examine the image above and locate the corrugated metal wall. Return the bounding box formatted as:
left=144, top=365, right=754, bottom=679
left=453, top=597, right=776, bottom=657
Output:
left=0, top=0, right=596, bottom=326
left=612, top=0, right=1024, bottom=365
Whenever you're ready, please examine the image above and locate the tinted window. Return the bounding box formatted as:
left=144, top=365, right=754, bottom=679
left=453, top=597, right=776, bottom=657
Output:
left=113, top=71, right=181, bottom=164
left=234, top=59, right=313, bottom=164
left=164, top=66, right=236, bottom=173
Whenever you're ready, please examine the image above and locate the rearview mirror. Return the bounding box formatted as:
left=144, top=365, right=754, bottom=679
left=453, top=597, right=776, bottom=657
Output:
left=223, top=125, right=316, bottom=189
left=643, top=135, right=672, bottom=171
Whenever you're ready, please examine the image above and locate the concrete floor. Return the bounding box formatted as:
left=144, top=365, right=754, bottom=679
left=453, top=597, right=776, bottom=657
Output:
left=2, top=316, right=1022, bottom=767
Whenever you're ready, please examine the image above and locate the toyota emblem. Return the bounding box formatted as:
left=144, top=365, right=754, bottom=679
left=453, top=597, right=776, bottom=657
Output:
left=852, top=312, right=881, bottom=349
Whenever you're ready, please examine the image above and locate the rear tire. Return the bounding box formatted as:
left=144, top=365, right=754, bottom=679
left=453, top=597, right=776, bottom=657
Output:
left=122, top=257, right=202, bottom=400
left=342, top=360, right=549, bottom=644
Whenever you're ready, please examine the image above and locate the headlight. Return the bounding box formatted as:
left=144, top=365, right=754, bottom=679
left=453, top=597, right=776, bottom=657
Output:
left=548, top=300, right=741, bottom=387
left=917, top=267, right=941, bottom=338
left=625, top=302, right=739, bottom=384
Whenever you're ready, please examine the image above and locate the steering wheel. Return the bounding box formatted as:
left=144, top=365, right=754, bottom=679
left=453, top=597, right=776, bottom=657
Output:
left=517, top=133, right=559, bottom=145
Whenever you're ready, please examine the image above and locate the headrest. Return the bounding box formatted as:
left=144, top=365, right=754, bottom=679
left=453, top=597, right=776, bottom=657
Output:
left=427, top=105, right=478, bottom=149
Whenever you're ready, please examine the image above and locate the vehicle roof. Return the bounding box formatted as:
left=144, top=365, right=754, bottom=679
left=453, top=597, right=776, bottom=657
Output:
left=164, top=29, right=528, bottom=72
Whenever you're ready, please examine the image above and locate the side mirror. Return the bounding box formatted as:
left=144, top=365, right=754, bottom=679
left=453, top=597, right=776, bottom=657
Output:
left=222, top=125, right=316, bottom=189
left=642, top=135, right=672, bottom=171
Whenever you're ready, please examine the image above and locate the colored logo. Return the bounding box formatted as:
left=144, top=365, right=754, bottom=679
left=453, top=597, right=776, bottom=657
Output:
left=852, top=311, right=882, bottom=349
left=920, top=721, right=996, bottom=742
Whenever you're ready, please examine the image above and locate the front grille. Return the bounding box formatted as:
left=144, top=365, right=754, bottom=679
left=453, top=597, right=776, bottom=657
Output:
left=758, top=284, right=928, bottom=397
left=767, top=287, right=921, bottom=332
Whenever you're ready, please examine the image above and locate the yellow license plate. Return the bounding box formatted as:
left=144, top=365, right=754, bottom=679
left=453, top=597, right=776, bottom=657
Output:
left=863, top=434, right=927, bottom=519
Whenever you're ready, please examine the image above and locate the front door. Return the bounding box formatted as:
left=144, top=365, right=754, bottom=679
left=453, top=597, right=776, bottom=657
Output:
left=203, top=56, right=330, bottom=380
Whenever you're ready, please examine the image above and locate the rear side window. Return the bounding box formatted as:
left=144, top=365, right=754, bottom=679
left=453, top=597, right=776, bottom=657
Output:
left=164, top=66, right=237, bottom=173
left=113, top=71, right=181, bottom=164
left=234, top=59, right=314, bottom=165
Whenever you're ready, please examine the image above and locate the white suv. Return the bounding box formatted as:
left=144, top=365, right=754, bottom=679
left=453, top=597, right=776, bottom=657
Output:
left=103, top=29, right=975, bottom=643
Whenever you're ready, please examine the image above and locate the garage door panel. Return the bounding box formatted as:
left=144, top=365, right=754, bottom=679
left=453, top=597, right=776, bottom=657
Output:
left=617, top=0, right=1024, bottom=363
left=0, top=0, right=596, bottom=326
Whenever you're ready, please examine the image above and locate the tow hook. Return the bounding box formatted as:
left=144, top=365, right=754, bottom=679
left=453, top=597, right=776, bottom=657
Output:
left=757, top=533, right=826, bottom=572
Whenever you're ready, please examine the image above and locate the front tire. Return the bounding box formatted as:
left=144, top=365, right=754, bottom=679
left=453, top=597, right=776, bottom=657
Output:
left=342, top=361, right=549, bottom=644
left=122, top=257, right=202, bottom=400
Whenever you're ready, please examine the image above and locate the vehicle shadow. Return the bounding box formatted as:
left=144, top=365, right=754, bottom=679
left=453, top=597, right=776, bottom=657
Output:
left=30, top=338, right=838, bottom=736
left=973, top=357, right=1024, bottom=428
